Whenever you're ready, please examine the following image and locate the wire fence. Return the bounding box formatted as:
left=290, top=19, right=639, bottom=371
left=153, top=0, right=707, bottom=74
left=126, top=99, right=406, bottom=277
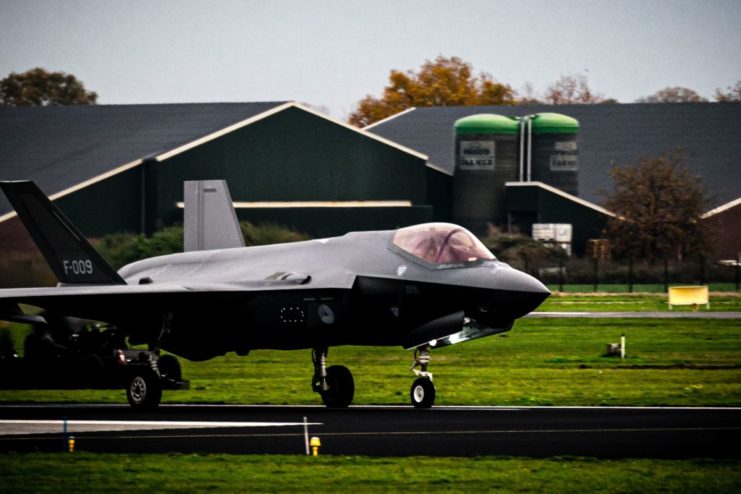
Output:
left=529, top=257, right=741, bottom=292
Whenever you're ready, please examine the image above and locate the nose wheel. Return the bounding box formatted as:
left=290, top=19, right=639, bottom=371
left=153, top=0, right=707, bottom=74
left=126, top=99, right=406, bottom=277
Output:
left=411, top=377, right=435, bottom=408
left=410, top=344, right=435, bottom=408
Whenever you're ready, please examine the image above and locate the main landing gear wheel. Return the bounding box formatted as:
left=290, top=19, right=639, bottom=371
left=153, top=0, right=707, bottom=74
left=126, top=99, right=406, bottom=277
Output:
left=312, top=348, right=354, bottom=408
left=410, top=377, right=435, bottom=408
left=320, top=365, right=355, bottom=408
left=126, top=369, right=162, bottom=410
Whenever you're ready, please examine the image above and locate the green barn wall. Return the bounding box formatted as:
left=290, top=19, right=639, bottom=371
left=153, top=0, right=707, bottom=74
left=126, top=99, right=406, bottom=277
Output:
left=54, top=166, right=142, bottom=237
left=234, top=206, right=433, bottom=238
left=505, top=186, right=609, bottom=255
left=150, top=107, right=430, bottom=232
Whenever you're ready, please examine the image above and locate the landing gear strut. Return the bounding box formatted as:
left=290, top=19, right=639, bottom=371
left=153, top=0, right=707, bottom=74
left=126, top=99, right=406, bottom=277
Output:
left=312, top=348, right=354, bottom=408
left=410, top=344, right=435, bottom=408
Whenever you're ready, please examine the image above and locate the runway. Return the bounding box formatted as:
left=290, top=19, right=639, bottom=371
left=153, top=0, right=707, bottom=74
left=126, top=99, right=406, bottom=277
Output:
left=0, top=404, right=738, bottom=458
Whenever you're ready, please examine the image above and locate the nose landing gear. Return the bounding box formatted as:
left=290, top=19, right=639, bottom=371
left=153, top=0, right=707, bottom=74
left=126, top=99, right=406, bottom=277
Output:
left=410, top=344, right=435, bottom=408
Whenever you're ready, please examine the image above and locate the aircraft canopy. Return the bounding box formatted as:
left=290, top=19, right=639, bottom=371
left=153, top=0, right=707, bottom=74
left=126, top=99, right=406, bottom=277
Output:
left=392, top=223, right=495, bottom=266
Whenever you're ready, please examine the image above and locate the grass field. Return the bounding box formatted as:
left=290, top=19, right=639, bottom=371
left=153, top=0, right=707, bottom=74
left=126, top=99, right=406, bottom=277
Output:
left=1, top=294, right=739, bottom=492
left=540, top=292, right=741, bottom=312
left=0, top=453, right=739, bottom=494
left=2, top=316, right=739, bottom=407
left=546, top=283, right=739, bottom=293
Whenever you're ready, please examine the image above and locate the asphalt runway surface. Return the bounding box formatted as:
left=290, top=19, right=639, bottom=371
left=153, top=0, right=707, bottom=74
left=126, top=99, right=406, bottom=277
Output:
left=0, top=404, right=738, bottom=458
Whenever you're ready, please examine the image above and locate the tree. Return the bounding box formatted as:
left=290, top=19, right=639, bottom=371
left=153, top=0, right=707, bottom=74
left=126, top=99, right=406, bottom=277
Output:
left=348, top=56, right=516, bottom=127
left=714, top=81, right=741, bottom=102
left=542, top=74, right=606, bottom=104
left=0, top=67, right=98, bottom=106
left=603, top=151, right=708, bottom=261
left=636, top=86, right=707, bottom=103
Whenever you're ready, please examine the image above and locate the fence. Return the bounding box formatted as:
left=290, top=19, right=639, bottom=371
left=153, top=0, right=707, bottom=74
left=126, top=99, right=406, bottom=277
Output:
left=527, top=256, right=741, bottom=292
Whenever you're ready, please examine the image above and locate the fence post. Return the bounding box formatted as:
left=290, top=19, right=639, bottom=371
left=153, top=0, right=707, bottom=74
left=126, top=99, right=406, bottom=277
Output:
left=628, top=258, right=634, bottom=293
left=593, top=258, right=599, bottom=292
left=699, top=255, right=705, bottom=286
left=559, top=260, right=564, bottom=293
left=664, top=258, right=669, bottom=293
left=736, top=253, right=740, bottom=292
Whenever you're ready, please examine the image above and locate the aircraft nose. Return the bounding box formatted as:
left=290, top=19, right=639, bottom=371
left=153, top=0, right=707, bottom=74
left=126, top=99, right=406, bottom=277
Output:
left=492, top=267, right=551, bottom=317
left=495, top=266, right=551, bottom=295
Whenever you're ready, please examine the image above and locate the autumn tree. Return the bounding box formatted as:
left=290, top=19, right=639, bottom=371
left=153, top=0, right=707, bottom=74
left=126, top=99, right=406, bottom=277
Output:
left=348, top=56, right=516, bottom=127
left=636, top=86, right=707, bottom=103
left=542, top=74, right=606, bottom=104
left=603, top=151, right=708, bottom=261
left=0, top=67, right=98, bottom=106
left=714, top=81, right=741, bottom=102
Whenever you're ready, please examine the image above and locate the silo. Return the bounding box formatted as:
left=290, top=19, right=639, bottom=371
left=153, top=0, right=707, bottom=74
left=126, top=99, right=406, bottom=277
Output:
left=526, top=113, right=579, bottom=195
left=452, top=114, right=519, bottom=234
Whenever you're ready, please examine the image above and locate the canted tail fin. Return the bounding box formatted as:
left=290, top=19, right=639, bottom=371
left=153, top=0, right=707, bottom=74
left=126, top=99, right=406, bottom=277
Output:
left=0, top=181, right=125, bottom=285
left=183, top=180, right=245, bottom=252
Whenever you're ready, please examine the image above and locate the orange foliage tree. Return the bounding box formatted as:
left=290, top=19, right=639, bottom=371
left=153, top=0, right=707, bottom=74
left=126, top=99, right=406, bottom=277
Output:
left=348, top=56, right=516, bottom=127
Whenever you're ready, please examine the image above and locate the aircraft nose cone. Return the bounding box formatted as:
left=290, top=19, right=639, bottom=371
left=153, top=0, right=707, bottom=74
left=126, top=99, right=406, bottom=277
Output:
left=496, top=267, right=551, bottom=295
left=493, top=267, right=551, bottom=317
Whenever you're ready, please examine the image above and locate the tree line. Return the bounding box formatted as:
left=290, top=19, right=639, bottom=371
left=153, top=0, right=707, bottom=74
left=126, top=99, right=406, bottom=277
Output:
left=348, top=56, right=740, bottom=126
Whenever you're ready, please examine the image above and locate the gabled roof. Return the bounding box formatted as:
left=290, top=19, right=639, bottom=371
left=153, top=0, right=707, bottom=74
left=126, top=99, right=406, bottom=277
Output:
left=0, top=102, right=287, bottom=218
left=505, top=181, right=615, bottom=217
left=0, top=102, right=428, bottom=220
left=367, top=103, right=741, bottom=208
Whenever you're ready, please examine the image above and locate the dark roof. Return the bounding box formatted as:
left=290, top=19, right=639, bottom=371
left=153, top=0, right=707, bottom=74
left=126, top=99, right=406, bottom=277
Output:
left=0, top=102, right=288, bottom=216
left=367, top=103, right=741, bottom=209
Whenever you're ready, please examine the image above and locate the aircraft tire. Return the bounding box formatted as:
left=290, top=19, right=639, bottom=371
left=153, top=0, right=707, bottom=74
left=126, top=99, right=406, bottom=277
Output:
left=157, top=354, right=182, bottom=381
left=410, top=377, right=435, bottom=408
left=126, top=369, right=162, bottom=410
left=320, top=365, right=354, bottom=408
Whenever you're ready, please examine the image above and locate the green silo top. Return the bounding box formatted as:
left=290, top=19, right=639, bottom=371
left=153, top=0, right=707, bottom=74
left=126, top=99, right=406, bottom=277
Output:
left=529, top=113, right=580, bottom=134
left=454, top=114, right=519, bottom=135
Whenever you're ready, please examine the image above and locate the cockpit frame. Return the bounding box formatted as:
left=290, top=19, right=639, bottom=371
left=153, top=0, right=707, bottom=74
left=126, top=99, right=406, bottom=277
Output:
left=388, top=223, right=496, bottom=270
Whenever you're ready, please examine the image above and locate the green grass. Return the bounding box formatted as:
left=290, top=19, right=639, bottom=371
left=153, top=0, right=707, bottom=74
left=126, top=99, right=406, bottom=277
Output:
left=0, top=453, right=738, bottom=494
left=2, top=318, right=739, bottom=407
left=539, top=292, right=741, bottom=312
left=547, top=283, right=739, bottom=293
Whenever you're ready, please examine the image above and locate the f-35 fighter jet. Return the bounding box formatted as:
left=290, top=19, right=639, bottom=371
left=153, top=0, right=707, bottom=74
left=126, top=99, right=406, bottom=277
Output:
left=0, top=181, right=549, bottom=409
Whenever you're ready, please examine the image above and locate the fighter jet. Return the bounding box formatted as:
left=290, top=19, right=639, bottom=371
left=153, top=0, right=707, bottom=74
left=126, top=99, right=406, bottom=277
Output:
left=0, top=180, right=549, bottom=409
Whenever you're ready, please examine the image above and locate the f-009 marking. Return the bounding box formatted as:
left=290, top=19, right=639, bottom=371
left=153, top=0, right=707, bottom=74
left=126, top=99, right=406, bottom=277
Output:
left=62, top=259, right=94, bottom=275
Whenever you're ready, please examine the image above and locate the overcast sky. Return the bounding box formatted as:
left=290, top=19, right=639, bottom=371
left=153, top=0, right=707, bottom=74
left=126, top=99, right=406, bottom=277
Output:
left=1, top=0, right=740, bottom=118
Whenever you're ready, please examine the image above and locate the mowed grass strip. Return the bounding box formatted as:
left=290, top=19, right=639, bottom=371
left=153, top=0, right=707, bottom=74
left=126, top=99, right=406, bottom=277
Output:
left=0, top=453, right=739, bottom=494
left=539, top=292, right=741, bottom=312
left=1, top=318, right=739, bottom=407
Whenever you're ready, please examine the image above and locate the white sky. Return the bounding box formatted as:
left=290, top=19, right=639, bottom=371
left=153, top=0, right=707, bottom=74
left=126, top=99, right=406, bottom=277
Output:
left=1, top=0, right=740, bottom=118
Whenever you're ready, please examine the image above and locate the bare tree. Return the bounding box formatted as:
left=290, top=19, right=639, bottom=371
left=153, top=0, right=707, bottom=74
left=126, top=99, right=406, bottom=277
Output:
left=542, top=74, right=606, bottom=104
left=636, top=86, right=707, bottom=103
left=714, top=81, right=741, bottom=102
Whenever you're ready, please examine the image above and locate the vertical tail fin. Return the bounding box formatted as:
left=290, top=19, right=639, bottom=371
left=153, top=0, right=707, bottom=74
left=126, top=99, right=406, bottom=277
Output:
left=183, top=180, right=245, bottom=252
left=0, top=181, right=125, bottom=285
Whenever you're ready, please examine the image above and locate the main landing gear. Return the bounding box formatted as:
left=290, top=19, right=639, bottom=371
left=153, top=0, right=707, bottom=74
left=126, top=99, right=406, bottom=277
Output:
left=410, top=344, right=435, bottom=408
left=309, top=345, right=437, bottom=409
left=312, top=348, right=354, bottom=408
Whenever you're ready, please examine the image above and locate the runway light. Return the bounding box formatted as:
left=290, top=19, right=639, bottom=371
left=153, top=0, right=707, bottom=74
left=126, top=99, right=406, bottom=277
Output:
left=310, top=436, right=321, bottom=456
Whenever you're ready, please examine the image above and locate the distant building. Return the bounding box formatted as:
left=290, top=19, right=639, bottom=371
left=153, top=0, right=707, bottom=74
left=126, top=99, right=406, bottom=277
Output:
left=1, top=101, right=739, bottom=260
left=0, top=102, right=449, bottom=246
left=368, top=103, right=741, bottom=257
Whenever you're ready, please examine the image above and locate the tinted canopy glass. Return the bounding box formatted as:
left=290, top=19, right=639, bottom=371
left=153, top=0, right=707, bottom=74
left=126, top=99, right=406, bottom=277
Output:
left=392, top=223, right=495, bottom=266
